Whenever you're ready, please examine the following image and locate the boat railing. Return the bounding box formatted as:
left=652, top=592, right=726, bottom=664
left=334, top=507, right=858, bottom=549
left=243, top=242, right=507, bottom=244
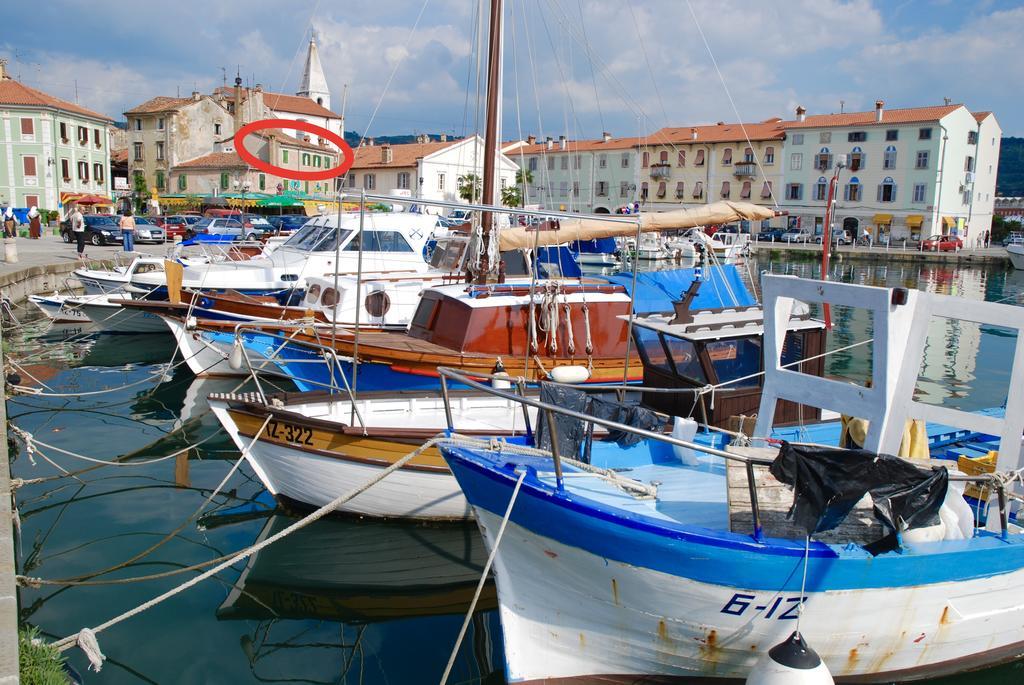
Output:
left=436, top=365, right=1019, bottom=541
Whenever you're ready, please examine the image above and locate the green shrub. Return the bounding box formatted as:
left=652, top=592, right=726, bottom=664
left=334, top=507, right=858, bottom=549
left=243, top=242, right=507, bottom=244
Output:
left=19, top=626, right=67, bottom=685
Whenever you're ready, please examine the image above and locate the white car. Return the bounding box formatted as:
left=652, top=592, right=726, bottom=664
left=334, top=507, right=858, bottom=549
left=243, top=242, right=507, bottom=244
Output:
left=781, top=230, right=812, bottom=243
left=194, top=217, right=269, bottom=240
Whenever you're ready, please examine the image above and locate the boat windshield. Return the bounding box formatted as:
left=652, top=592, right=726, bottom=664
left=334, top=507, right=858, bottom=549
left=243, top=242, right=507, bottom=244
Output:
left=282, top=223, right=353, bottom=252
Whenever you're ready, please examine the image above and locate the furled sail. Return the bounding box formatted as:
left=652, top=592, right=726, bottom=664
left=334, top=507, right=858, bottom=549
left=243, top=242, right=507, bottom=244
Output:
left=498, top=201, right=779, bottom=250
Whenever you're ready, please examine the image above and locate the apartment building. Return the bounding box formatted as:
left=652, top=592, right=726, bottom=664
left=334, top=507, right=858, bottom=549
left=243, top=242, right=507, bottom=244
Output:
left=780, top=101, right=1000, bottom=247
left=0, top=59, right=112, bottom=211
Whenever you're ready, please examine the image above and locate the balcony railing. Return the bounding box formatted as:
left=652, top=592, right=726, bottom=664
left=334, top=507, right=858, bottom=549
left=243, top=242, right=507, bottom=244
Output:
left=734, top=162, right=757, bottom=177
left=649, top=163, right=671, bottom=178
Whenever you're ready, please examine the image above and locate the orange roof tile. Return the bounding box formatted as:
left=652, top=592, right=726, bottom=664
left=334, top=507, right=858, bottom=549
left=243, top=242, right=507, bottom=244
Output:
left=0, top=76, right=113, bottom=122
left=350, top=140, right=461, bottom=169
left=649, top=121, right=786, bottom=144
left=972, top=111, right=992, bottom=123
left=783, top=104, right=962, bottom=129
left=124, top=96, right=196, bottom=115
left=110, top=148, right=128, bottom=164
left=175, top=152, right=247, bottom=169
left=511, top=136, right=642, bottom=155
left=212, top=87, right=341, bottom=119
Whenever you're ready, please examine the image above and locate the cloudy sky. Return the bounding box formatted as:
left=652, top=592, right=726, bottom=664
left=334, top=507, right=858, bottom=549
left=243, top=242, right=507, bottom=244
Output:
left=4, top=0, right=1022, bottom=137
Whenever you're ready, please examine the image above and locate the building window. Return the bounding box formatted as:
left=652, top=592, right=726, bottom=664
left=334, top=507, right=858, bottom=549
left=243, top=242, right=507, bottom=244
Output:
left=25, top=195, right=38, bottom=209
left=157, top=118, right=165, bottom=130
left=659, top=150, right=669, bottom=164
left=915, top=151, right=929, bottom=169
left=282, top=150, right=289, bottom=164
left=791, top=133, right=804, bottom=145
left=595, top=181, right=608, bottom=196
left=559, top=181, right=568, bottom=197
left=78, top=126, right=88, bottom=145
left=651, top=181, right=663, bottom=198
left=676, top=150, right=685, bottom=167
left=134, top=118, right=142, bottom=131
left=764, top=146, right=775, bottom=164
left=883, top=145, right=897, bottom=170
left=620, top=181, right=630, bottom=197
left=675, top=181, right=685, bottom=198
left=346, top=172, right=356, bottom=188
left=438, top=173, right=445, bottom=191
left=77, top=160, right=88, bottom=181
left=877, top=177, right=897, bottom=202
left=640, top=182, right=649, bottom=199
left=22, top=156, right=37, bottom=177
left=918, top=127, right=932, bottom=140
left=740, top=181, right=751, bottom=199
left=743, top=147, right=754, bottom=163
left=94, top=163, right=104, bottom=184
left=178, top=174, right=187, bottom=191
left=61, top=158, right=71, bottom=181
left=364, top=173, right=376, bottom=190
left=301, top=153, right=310, bottom=166
left=694, top=149, right=705, bottom=166
left=786, top=183, right=802, bottom=201
left=967, top=131, right=978, bottom=145
left=528, top=156, right=538, bottom=171
left=642, top=151, right=650, bottom=168
left=720, top=181, right=730, bottom=198
left=790, top=153, right=802, bottom=171
left=560, top=156, right=568, bottom=170
left=848, top=131, right=867, bottom=142
left=314, top=155, right=322, bottom=168
left=814, top=147, right=832, bottom=170
left=397, top=172, right=410, bottom=189
left=912, top=183, right=926, bottom=203
left=886, top=129, right=898, bottom=141
left=692, top=181, right=703, bottom=199
left=964, top=156, right=975, bottom=173
left=761, top=181, right=773, bottom=199
left=220, top=172, right=229, bottom=190
left=844, top=177, right=861, bottom=202
left=59, top=122, right=69, bottom=143
left=721, top=148, right=733, bottom=165
left=214, top=123, right=222, bottom=135
left=573, top=181, right=580, bottom=197
left=598, top=154, right=607, bottom=169
left=156, top=141, right=165, bottom=161
left=258, top=173, right=266, bottom=190
left=20, top=118, right=34, bottom=138
left=848, top=146, right=864, bottom=171
left=813, top=177, right=828, bottom=201
left=547, top=156, right=555, bottom=171
left=155, top=171, right=165, bottom=190
left=819, top=132, right=831, bottom=144
left=133, top=142, right=143, bottom=161
left=573, top=155, right=582, bottom=169
left=94, top=128, right=101, bottom=147
left=621, top=152, right=630, bottom=168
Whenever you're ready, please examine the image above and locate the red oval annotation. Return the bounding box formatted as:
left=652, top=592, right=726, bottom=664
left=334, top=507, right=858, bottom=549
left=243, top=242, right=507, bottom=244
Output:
left=233, top=119, right=355, bottom=182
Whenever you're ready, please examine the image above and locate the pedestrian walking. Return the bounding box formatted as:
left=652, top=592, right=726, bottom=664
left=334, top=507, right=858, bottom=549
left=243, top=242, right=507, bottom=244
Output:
left=28, top=206, right=41, bottom=239
left=119, top=209, right=136, bottom=253
left=2, top=208, right=15, bottom=238
left=70, top=207, right=86, bottom=258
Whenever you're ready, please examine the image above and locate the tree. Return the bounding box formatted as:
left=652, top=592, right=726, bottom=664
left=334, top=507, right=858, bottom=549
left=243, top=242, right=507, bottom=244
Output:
left=514, top=168, right=533, bottom=207
left=501, top=185, right=522, bottom=207
left=132, top=172, right=148, bottom=213
left=457, top=174, right=482, bottom=203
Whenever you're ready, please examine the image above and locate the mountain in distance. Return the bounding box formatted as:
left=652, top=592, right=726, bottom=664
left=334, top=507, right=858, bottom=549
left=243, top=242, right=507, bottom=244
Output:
left=997, top=137, right=1024, bottom=196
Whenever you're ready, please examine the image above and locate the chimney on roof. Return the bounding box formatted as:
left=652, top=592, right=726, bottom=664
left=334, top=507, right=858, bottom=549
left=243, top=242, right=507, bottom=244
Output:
left=691, top=128, right=698, bottom=140
left=602, top=131, right=612, bottom=143
left=795, top=105, right=806, bottom=122
left=255, top=83, right=263, bottom=93
left=440, top=133, right=447, bottom=142
left=875, top=99, right=884, bottom=122
left=368, top=137, right=375, bottom=146
left=381, top=144, right=393, bottom=164
left=527, top=134, right=537, bottom=145
left=545, top=136, right=553, bottom=150
left=233, top=74, right=244, bottom=132
left=558, top=135, right=567, bottom=150
left=192, top=90, right=201, bottom=101
left=0, top=58, right=7, bottom=80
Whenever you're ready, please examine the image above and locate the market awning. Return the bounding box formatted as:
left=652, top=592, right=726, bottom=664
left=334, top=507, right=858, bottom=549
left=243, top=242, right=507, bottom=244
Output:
left=942, top=216, right=957, bottom=229
left=872, top=214, right=893, bottom=225
left=257, top=195, right=305, bottom=208
left=905, top=215, right=924, bottom=228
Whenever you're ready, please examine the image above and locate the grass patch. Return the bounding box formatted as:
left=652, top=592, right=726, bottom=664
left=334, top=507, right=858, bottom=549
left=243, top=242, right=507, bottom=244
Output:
left=19, top=626, right=67, bottom=685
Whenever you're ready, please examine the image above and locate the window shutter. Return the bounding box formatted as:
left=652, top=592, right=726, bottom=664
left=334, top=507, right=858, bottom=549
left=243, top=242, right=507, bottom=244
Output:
left=891, top=184, right=897, bottom=202
left=877, top=184, right=883, bottom=202
left=23, top=157, right=36, bottom=176
left=20, top=118, right=33, bottom=135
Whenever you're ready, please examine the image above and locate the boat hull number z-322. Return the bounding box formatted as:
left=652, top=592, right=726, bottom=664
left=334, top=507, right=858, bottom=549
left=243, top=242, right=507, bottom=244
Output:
left=267, top=419, right=314, bottom=446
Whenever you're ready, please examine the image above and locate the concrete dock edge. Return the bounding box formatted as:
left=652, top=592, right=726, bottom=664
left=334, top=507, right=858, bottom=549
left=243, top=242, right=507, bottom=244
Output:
left=0, top=321, right=19, bottom=683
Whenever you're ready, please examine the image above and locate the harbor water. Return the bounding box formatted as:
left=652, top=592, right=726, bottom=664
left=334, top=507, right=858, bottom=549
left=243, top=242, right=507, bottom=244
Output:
left=7, top=255, right=1024, bottom=683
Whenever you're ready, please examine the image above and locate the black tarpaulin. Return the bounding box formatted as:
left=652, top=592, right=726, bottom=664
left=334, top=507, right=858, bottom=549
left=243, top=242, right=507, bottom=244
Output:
left=769, top=442, right=948, bottom=554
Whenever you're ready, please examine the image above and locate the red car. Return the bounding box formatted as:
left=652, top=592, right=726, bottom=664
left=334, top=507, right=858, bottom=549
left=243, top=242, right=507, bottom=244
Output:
left=160, top=214, right=204, bottom=241
left=922, top=234, right=963, bottom=252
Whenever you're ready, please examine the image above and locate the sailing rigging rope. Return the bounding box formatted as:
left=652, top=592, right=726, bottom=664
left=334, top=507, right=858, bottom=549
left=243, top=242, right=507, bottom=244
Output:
left=439, top=470, right=527, bottom=685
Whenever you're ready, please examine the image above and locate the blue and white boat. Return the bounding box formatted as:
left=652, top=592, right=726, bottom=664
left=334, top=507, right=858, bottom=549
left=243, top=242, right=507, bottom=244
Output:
left=440, top=274, right=1024, bottom=683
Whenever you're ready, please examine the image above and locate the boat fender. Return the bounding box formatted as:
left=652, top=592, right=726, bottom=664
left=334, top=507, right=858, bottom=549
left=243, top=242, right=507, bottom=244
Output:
left=549, top=365, right=590, bottom=384
left=746, top=631, right=834, bottom=685
left=671, top=417, right=701, bottom=466
left=492, top=357, right=512, bottom=390
left=185, top=316, right=198, bottom=331
left=229, top=339, right=245, bottom=370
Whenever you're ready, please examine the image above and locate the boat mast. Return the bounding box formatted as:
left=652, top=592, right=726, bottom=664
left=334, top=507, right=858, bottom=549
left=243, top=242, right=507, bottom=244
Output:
left=477, top=0, right=503, bottom=283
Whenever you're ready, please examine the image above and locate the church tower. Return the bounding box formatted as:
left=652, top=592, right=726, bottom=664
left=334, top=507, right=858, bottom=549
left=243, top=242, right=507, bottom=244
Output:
left=297, top=34, right=331, bottom=110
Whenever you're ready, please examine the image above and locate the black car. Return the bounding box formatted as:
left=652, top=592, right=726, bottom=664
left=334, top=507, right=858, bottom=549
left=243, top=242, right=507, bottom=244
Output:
left=756, top=228, right=785, bottom=242
left=60, top=214, right=122, bottom=246
left=268, top=214, right=310, bottom=233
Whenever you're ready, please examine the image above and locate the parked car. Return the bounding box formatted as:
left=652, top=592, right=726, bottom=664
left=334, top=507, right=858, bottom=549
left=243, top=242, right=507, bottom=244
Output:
left=60, top=214, right=122, bottom=246
left=922, top=234, right=963, bottom=252
left=781, top=229, right=812, bottom=243
left=756, top=228, right=785, bottom=242
left=193, top=217, right=268, bottom=240
left=448, top=209, right=473, bottom=222
left=1002, top=231, right=1024, bottom=247
left=267, top=214, right=310, bottom=233
left=160, top=215, right=203, bottom=241
left=129, top=216, right=165, bottom=244
left=813, top=232, right=851, bottom=245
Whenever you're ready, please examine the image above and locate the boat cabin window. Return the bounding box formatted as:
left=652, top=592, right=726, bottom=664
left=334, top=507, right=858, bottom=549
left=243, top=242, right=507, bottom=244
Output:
left=781, top=330, right=806, bottom=369
left=430, top=238, right=468, bottom=271
left=284, top=223, right=353, bottom=251
left=344, top=230, right=414, bottom=252
left=634, top=328, right=672, bottom=374
left=410, top=295, right=440, bottom=333
left=320, top=288, right=338, bottom=307
left=706, top=338, right=761, bottom=388
left=664, top=337, right=705, bottom=382
left=134, top=263, right=164, bottom=274
left=282, top=221, right=320, bottom=246
left=305, top=283, right=322, bottom=304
